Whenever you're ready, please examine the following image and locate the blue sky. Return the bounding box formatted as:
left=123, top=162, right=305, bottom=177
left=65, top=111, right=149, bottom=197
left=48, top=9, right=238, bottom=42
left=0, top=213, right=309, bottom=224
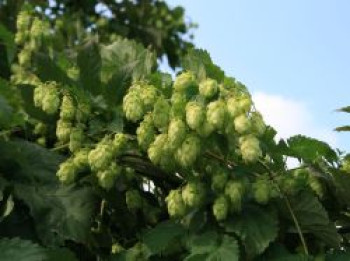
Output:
left=164, top=0, right=350, bottom=152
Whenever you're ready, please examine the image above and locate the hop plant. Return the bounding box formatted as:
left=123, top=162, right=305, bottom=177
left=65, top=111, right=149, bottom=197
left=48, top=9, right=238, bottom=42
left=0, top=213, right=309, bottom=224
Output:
left=185, top=101, right=205, bottom=131
left=88, top=139, right=116, bottom=171
left=251, top=111, right=266, bottom=136
left=33, top=84, right=44, bottom=108
left=56, top=119, right=72, bottom=142
left=76, top=101, right=91, bottom=122
left=33, top=122, right=46, bottom=135
left=140, top=84, right=158, bottom=111
left=42, top=83, right=60, bottom=114
left=16, top=11, right=31, bottom=33
left=30, top=17, right=44, bottom=39
left=252, top=176, right=271, bottom=205
left=238, top=95, right=252, bottom=113
left=153, top=97, right=170, bottom=130
left=113, top=133, right=127, bottom=155
left=148, top=134, right=168, bottom=165
left=111, top=243, right=124, bottom=254
left=97, top=162, right=122, bottom=189
left=166, top=189, right=187, bottom=218
left=123, top=91, right=144, bottom=122
left=60, top=95, right=76, bottom=121
left=199, top=78, right=218, bottom=98
left=73, top=148, right=90, bottom=169
left=57, top=160, right=76, bottom=184
left=206, top=100, right=227, bottom=130
left=341, top=156, right=350, bottom=173
left=211, top=169, right=228, bottom=192
left=196, top=118, right=215, bottom=138
left=175, top=134, right=201, bottom=168
left=225, top=180, right=245, bottom=213
left=136, top=114, right=155, bottom=151
left=69, top=127, right=84, bottom=153
left=213, top=195, right=229, bottom=221
left=167, top=119, right=187, bottom=150
left=18, top=47, right=32, bottom=66
left=239, top=135, right=262, bottom=163
left=170, top=92, right=187, bottom=120
left=227, top=97, right=241, bottom=118
left=181, top=182, right=206, bottom=208
left=234, top=114, right=251, bottom=134
left=309, top=175, right=323, bottom=198
left=173, top=71, right=196, bottom=92
left=126, top=189, right=143, bottom=210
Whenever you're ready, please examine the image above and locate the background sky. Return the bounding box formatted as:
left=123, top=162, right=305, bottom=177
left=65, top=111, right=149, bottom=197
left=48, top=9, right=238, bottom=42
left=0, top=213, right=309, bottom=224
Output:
left=163, top=0, right=350, bottom=152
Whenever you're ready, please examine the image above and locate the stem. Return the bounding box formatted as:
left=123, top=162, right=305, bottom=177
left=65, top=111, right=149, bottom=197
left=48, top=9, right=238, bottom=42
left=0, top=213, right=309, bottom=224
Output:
left=51, top=144, right=69, bottom=151
left=258, top=159, right=309, bottom=255
left=205, top=151, right=236, bottom=168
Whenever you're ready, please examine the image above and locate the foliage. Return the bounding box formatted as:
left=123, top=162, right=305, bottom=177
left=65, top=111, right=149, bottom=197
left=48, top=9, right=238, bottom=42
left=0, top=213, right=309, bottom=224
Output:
left=1, top=8, right=350, bottom=261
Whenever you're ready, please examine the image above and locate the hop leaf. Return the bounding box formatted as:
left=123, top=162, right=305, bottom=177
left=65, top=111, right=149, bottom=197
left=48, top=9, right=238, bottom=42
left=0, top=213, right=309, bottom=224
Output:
left=199, top=78, right=218, bottom=98
left=153, top=97, right=170, bottom=130
left=56, top=119, right=72, bottom=142
left=123, top=91, right=144, bottom=122
left=213, top=195, right=229, bottom=221
left=57, top=160, right=76, bottom=184
left=234, top=114, right=251, bottom=134
left=185, top=101, right=205, bottom=131
left=166, top=189, right=187, bottom=218
left=60, top=95, right=76, bottom=121
left=168, top=119, right=187, bottom=150
left=42, top=82, right=60, bottom=114
left=206, top=100, right=227, bottom=130
left=173, top=71, right=196, bottom=92
left=175, top=134, right=201, bottom=168
left=137, top=114, right=156, bottom=151
left=126, top=189, right=143, bottom=210
left=182, top=182, right=206, bottom=208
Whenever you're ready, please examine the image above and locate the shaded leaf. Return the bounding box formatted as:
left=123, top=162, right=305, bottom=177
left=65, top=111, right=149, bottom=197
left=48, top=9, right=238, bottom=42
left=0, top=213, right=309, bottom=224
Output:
left=206, top=235, right=239, bottom=261
left=334, top=126, right=350, bottom=132
left=0, top=237, right=47, bottom=261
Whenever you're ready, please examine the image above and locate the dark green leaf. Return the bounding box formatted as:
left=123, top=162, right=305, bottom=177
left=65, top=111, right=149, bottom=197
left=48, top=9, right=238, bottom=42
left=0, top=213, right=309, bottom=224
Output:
left=336, top=106, right=350, bottom=113
left=0, top=238, right=47, bottom=261
left=326, top=251, right=350, bottom=261
left=45, top=248, right=78, bottom=261
left=0, top=23, right=15, bottom=64
left=334, top=126, right=350, bottom=132
left=225, top=205, right=278, bottom=258
left=206, top=235, right=239, bottom=261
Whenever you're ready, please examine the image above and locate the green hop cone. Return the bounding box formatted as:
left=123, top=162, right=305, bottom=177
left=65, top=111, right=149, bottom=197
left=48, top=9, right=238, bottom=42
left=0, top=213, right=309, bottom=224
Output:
left=69, top=127, right=84, bottom=153
left=111, top=243, right=124, bottom=254
left=213, top=195, right=229, bottom=221
left=16, top=11, right=31, bottom=33
left=251, top=111, right=266, bottom=136
left=206, top=100, right=227, bottom=130
left=224, top=180, right=244, bottom=213
left=33, top=122, right=46, bottom=135
left=170, top=92, right=187, bottom=120
left=239, top=135, right=262, bottom=163
left=36, top=137, right=46, bottom=146
left=197, top=118, right=215, bottom=137
left=18, top=48, right=31, bottom=66
left=113, top=133, right=127, bottom=155
left=73, top=148, right=90, bottom=169
left=153, top=97, right=170, bottom=130
left=173, top=71, right=196, bottom=92
left=136, top=114, right=155, bottom=151
left=42, top=82, right=60, bottom=114
left=57, top=160, right=76, bottom=184
left=227, top=97, right=242, bottom=118
left=185, top=101, right=205, bottom=131
left=199, top=78, right=218, bottom=98
left=181, top=182, right=206, bottom=208
left=211, top=169, right=228, bottom=192
left=140, top=84, right=158, bottom=111
left=30, top=17, right=44, bottom=39
left=238, top=95, right=252, bottom=113
left=234, top=114, right=251, bottom=134
left=148, top=134, right=168, bottom=165
left=126, top=189, right=143, bottom=210
left=166, top=189, right=187, bottom=218
left=175, top=134, right=201, bottom=168
left=97, top=162, right=122, bottom=189
left=33, top=84, right=44, bottom=108
left=60, top=95, right=76, bottom=121
left=56, top=119, right=72, bottom=143
left=341, top=156, right=350, bottom=173
left=168, top=119, right=187, bottom=150
left=252, top=177, right=271, bottom=205
left=123, top=91, right=144, bottom=122
left=88, top=139, right=115, bottom=171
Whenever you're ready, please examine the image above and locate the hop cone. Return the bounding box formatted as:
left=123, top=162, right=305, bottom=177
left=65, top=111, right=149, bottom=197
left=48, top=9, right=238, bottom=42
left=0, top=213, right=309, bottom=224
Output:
left=173, top=71, right=196, bottom=92
left=199, top=78, right=218, bottom=98
left=234, top=114, right=251, bottom=134
left=153, top=97, right=170, bottom=130
left=123, top=91, right=144, bottom=122
left=60, top=95, right=75, bottom=121
left=56, top=119, right=72, bottom=142
left=175, top=134, right=201, bottom=168
left=148, top=134, right=168, bottom=165
left=57, top=160, right=76, bottom=184
left=42, top=83, right=60, bottom=114
left=206, top=100, right=226, bottom=130
left=185, top=101, right=205, bottom=131
left=213, top=195, right=229, bottom=221
left=136, top=115, right=155, bottom=151
left=166, top=189, right=187, bottom=218
left=182, top=182, right=206, bottom=208
left=167, top=119, right=187, bottom=150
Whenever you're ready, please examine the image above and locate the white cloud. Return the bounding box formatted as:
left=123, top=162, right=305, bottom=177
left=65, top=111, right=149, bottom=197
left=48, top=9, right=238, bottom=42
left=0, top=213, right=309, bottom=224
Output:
left=252, top=92, right=338, bottom=148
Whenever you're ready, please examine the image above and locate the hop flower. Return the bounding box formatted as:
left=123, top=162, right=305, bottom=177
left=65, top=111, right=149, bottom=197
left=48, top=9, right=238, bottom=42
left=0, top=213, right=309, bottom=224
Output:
left=252, top=177, right=270, bottom=205
left=69, top=127, right=84, bottom=153
left=199, top=78, right=218, bottom=98
left=196, top=118, right=215, bottom=138
left=136, top=115, right=155, bottom=151
left=18, top=48, right=31, bottom=66
left=113, top=133, right=127, bottom=155
left=111, top=243, right=124, bottom=254
left=148, top=134, right=168, bottom=165
left=97, top=163, right=122, bottom=189
left=33, top=84, right=44, bottom=108
left=211, top=170, right=228, bottom=192
left=36, top=137, right=46, bottom=146
left=238, top=95, right=252, bottom=113
left=166, top=189, right=187, bottom=218
left=185, top=101, right=205, bottom=131
left=206, top=100, right=227, bottom=130
left=167, top=119, right=187, bottom=150
left=56, top=119, right=72, bottom=142
left=126, top=189, right=143, bottom=210
left=341, top=157, right=350, bottom=173
left=175, top=134, right=201, bottom=168
left=140, top=84, right=158, bottom=111
left=170, top=92, right=187, bottom=120
left=213, top=195, right=229, bottom=221
left=234, top=114, right=251, bottom=134
left=60, top=95, right=75, bottom=121
left=42, top=83, right=60, bottom=114
left=153, top=97, right=170, bottom=130
left=224, top=180, right=245, bottom=213
left=251, top=111, right=266, bottom=136
left=173, top=71, right=196, bottom=92
left=227, top=97, right=241, bottom=118
left=239, top=135, right=262, bottom=163
left=30, top=17, right=44, bottom=39
left=33, top=122, right=46, bottom=135
left=182, top=182, right=206, bottom=208
left=88, top=139, right=115, bottom=171
left=57, top=160, right=76, bottom=184
left=123, top=91, right=144, bottom=122
left=73, top=148, right=90, bottom=169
